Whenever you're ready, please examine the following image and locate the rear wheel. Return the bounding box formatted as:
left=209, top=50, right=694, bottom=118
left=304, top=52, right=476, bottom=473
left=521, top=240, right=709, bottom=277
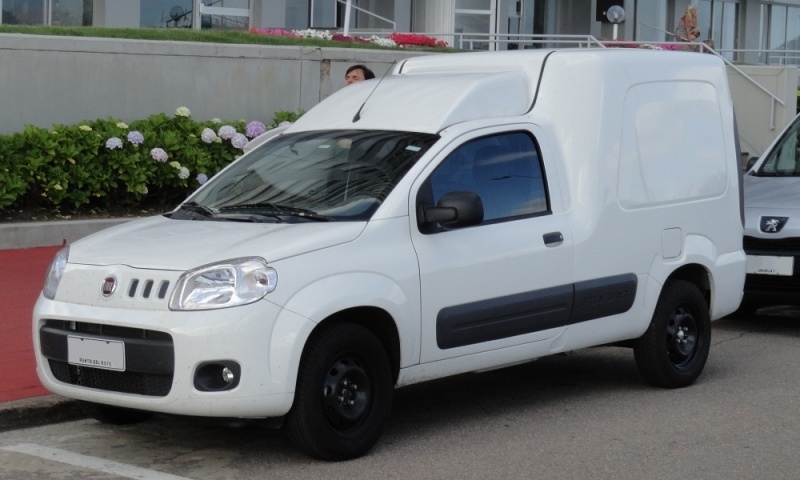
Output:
left=634, top=280, right=710, bottom=388
left=285, top=322, right=393, bottom=461
left=78, top=401, right=153, bottom=425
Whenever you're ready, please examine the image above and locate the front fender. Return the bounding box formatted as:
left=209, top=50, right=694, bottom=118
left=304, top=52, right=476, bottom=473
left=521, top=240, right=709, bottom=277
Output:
left=267, top=272, right=419, bottom=391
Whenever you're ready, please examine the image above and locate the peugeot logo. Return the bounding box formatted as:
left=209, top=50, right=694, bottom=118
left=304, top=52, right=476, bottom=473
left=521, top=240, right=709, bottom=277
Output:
left=760, top=216, right=789, bottom=234
left=101, top=276, right=117, bottom=297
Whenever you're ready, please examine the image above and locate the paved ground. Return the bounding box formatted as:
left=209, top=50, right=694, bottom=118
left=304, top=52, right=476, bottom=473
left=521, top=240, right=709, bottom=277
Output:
left=0, top=246, right=60, bottom=404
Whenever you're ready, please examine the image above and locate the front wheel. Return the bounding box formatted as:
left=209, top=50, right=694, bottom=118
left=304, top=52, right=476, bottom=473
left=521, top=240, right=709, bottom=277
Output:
left=285, top=322, right=393, bottom=461
left=634, top=280, right=711, bottom=389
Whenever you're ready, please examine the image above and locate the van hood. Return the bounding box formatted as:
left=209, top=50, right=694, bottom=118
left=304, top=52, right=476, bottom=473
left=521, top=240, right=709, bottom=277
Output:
left=743, top=175, right=800, bottom=210
left=67, top=215, right=366, bottom=270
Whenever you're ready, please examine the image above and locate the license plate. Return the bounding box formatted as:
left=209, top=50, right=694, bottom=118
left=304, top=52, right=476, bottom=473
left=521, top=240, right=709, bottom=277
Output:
left=67, top=336, right=125, bottom=371
left=746, top=255, right=794, bottom=276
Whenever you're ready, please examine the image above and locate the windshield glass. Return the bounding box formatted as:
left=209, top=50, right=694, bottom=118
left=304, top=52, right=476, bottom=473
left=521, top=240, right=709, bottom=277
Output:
left=185, top=130, right=439, bottom=222
left=755, top=116, right=800, bottom=177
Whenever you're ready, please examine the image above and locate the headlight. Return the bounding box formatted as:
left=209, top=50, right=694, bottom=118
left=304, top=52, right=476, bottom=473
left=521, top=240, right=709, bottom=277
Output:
left=43, top=246, right=69, bottom=300
left=169, top=257, right=277, bottom=311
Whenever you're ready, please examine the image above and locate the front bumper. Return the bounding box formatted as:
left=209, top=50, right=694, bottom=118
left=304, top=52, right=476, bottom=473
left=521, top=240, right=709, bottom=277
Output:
left=743, top=235, right=800, bottom=307
left=33, top=294, right=312, bottom=418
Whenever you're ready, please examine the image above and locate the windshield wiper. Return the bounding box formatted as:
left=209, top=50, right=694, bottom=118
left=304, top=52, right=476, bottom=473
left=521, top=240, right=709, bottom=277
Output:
left=179, top=201, right=218, bottom=217
left=219, top=203, right=332, bottom=222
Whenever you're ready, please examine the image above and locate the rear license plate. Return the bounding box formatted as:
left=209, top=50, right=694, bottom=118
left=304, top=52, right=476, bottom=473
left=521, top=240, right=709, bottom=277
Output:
left=746, top=255, right=794, bottom=276
left=67, top=336, right=125, bottom=371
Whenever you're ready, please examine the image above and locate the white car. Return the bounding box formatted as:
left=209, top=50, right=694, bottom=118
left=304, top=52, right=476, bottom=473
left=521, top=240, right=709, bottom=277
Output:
left=741, top=112, right=800, bottom=312
left=34, top=48, right=746, bottom=460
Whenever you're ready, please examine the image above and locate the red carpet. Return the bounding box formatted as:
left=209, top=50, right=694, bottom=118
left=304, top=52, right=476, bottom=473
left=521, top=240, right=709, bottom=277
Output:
left=0, top=246, right=61, bottom=402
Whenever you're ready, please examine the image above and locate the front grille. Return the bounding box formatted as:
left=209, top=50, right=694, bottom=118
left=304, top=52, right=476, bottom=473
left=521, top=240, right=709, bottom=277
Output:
left=48, top=360, right=173, bottom=396
left=744, top=236, right=800, bottom=255
left=41, top=320, right=174, bottom=397
left=744, top=272, right=800, bottom=294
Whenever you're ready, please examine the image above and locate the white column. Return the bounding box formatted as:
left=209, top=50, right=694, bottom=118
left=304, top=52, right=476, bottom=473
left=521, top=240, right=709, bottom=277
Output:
left=412, top=0, right=454, bottom=45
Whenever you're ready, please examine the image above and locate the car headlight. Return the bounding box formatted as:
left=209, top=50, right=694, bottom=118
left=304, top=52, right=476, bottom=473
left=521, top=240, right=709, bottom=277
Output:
left=169, top=257, right=277, bottom=311
left=43, top=246, right=69, bottom=300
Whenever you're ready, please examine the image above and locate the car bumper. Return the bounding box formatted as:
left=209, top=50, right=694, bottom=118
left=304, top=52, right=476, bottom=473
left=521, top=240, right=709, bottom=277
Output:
left=743, top=235, right=800, bottom=307
left=32, top=295, right=312, bottom=418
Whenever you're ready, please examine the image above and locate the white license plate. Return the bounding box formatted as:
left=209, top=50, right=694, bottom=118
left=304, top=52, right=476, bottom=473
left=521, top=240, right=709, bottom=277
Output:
left=67, top=336, right=125, bottom=371
left=746, top=255, right=794, bottom=276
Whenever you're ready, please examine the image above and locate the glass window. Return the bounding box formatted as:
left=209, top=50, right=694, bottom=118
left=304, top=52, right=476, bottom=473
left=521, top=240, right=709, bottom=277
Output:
left=427, top=132, right=548, bottom=225
left=755, top=116, right=800, bottom=176
left=187, top=130, right=439, bottom=222
left=2, top=0, right=45, bottom=25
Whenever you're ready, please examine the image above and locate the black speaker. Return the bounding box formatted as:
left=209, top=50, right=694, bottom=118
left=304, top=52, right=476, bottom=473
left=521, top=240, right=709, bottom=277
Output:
left=596, top=0, right=624, bottom=23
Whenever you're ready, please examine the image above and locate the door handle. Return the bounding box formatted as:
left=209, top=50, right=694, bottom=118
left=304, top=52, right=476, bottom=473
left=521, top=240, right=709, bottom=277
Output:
left=543, top=232, right=564, bottom=246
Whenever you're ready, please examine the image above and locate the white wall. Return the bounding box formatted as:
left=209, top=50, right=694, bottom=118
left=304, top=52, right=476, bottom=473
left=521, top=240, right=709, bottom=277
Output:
left=0, top=34, right=424, bottom=135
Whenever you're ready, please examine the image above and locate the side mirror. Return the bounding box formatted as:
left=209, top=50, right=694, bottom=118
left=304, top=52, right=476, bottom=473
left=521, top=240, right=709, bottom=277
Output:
left=421, top=191, right=484, bottom=230
left=745, top=156, right=758, bottom=171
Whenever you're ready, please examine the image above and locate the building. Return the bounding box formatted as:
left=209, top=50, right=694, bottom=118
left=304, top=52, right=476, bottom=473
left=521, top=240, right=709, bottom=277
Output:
left=2, top=1, right=800, bottom=65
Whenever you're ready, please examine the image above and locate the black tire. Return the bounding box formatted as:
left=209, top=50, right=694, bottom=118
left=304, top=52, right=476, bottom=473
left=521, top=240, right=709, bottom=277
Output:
left=78, top=401, right=153, bottom=425
left=634, top=280, right=711, bottom=389
left=285, top=322, right=393, bottom=461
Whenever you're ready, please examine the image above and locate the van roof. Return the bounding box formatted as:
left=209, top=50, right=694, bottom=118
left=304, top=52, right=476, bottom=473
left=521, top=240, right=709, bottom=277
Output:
left=288, top=48, right=726, bottom=134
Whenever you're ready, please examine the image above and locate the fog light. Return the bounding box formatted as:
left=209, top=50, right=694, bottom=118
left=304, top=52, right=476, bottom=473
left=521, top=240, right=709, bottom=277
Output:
left=221, top=367, right=235, bottom=384
left=194, top=361, right=241, bottom=391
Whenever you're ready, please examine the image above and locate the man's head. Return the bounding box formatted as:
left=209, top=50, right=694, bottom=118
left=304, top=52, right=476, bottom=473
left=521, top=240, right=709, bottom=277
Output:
left=345, top=64, right=376, bottom=85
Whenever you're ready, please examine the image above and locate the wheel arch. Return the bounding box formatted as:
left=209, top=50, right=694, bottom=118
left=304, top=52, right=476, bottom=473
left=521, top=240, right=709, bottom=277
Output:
left=664, top=263, right=711, bottom=308
left=315, top=307, right=402, bottom=384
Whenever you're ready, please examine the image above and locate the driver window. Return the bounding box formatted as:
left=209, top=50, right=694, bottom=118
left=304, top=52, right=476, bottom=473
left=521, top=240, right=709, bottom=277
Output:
left=429, top=132, right=549, bottom=223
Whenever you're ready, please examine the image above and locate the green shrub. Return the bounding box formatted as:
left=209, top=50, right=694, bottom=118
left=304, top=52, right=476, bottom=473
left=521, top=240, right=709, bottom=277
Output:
left=0, top=107, right=302, bottom=217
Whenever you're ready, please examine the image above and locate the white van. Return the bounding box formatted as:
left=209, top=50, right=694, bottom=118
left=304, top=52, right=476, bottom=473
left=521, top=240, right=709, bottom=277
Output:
left=741, top=112, right=800, bottom=312
left=34, top=48, right=746, bottom=460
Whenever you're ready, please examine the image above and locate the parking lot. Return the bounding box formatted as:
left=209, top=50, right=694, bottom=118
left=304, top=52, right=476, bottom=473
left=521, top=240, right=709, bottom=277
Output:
left=1, top=307, right=798, bottom=480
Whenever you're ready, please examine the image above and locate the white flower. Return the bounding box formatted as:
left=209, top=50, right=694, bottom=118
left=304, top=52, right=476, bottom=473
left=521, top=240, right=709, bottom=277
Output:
left=231, top=133, right=248, bottom=149
left=211, top=118, right=222, bottom=124
left=175, top=106, right=191, bottom=117
left=293, top=28, right=332, bottom=40
left=105, top=137, right=123, bottom=150
left=201, top=128, right=217, bottom=144
left=169, top=161, right=181, bottom=169
left=116, top=122, right=129, bottom=129
left=150, top=147, right=168, bottom=163
left=79, top=125, right=92, bottom=132
left=218, top=125, right=237, bottom=140
left=369, top=35, right=397, bottom=47
left=278, top=121, right=293, bottom=128
left=196, top=173, right=209, bottom=185
left=178, top=167, right=190, bottom=179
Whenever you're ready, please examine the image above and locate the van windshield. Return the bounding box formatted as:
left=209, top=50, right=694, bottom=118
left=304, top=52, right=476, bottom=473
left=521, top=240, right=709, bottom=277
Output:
left=182, top=130, right=439, bottom=222
left=754, top=116, right=800, bottom=177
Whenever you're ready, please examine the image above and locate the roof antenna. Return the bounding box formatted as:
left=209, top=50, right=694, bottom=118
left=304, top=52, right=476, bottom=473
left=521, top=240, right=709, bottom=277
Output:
left=353, top=61, right=396, bottom=123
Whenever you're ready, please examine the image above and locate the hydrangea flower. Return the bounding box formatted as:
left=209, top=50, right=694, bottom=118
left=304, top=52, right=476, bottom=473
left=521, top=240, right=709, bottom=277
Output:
left=127, top=130, right=144, bottom=145
left=169, top=161, right=182, bottom=169
left=278, top=121, right=293, bottom=128
left=201, top=128, right=217, bottom=144
left=79, top=125, right=92, bottom=132
left=245, top=120, right=267, bottom=138
left=175, top=106, right=191, bottom=117
left=218, top=125, right=237, bottom=140
left=197, top=173, right=209, bottom=185
left=178, top=167, right=190, bottom=179
left=105, top=137, right=123, bottom=150
left=116, top=122, right=129, bottom=129
left=231, top=133, right=249, bottom=149
left=211, top=118, right=221, bottom=124
left=150, top=147, right=168, bottom=163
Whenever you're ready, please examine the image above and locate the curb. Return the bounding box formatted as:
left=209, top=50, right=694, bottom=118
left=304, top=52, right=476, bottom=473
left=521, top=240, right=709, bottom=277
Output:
left=0, top=218, right=134, bottom=250
left=0, top=395, right=86, bottom=432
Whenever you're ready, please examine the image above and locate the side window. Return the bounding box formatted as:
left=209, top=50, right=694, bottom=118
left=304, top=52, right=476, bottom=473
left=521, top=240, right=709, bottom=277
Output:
left=428, top=132, right=549, bottom=224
